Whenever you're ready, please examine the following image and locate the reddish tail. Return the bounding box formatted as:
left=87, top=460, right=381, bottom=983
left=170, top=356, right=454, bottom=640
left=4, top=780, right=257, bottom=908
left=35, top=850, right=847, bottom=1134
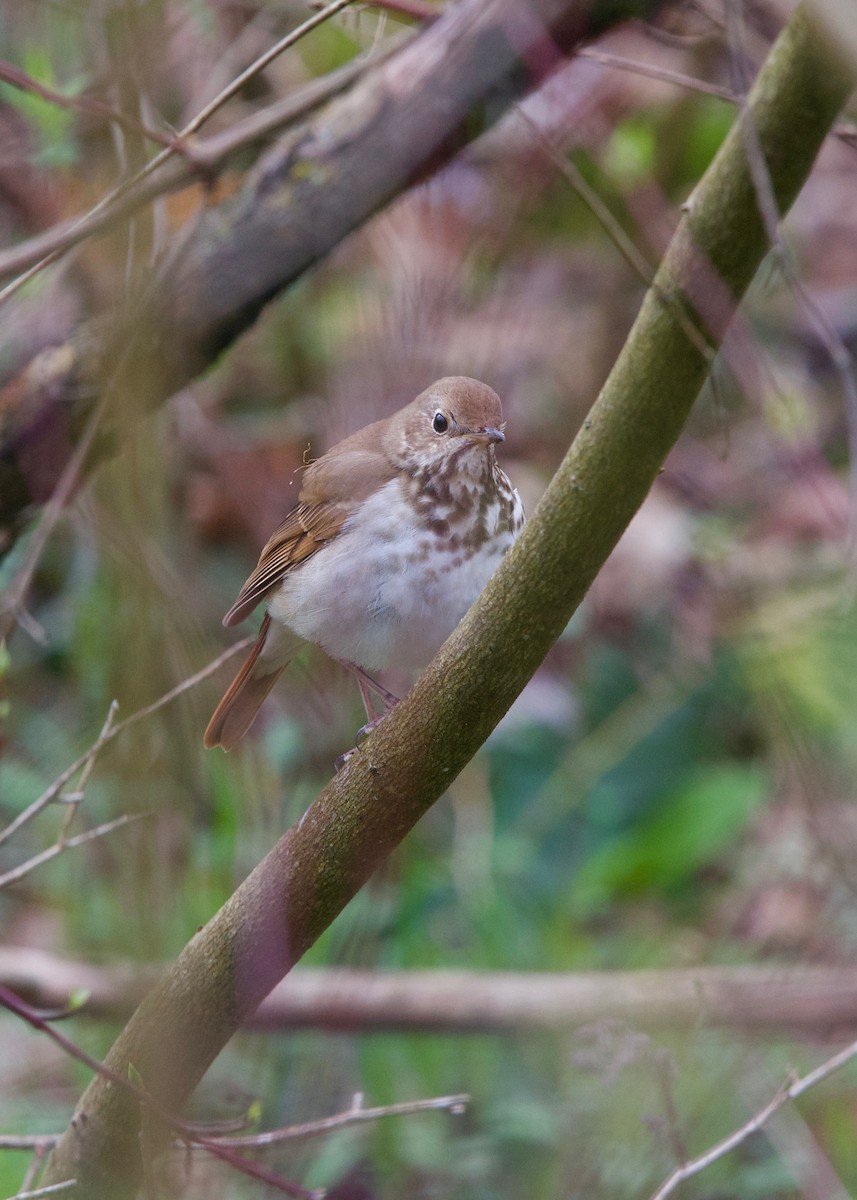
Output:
left=204, top=615, right=292, bottom=751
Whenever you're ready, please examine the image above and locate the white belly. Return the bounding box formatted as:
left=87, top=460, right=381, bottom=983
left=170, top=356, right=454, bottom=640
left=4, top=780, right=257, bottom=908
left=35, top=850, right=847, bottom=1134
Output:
left=267, top=477, right=520, bottom=674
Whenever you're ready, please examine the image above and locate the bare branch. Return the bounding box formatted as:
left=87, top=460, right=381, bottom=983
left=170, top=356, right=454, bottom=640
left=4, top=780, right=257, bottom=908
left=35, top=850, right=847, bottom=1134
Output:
left=649, top=1038, right=857, bottom=1200
left=577, top=46, right=736, bottom=99
left=0, top=46, right=400, bottom=291
left=0, top=60, right=174, bottom=148
left=0, top=814, right=147, bottom=891
left=0, top=638, right=251, bottom=850
left=4, top=949, right=857, bottom=1034
left=0, top=0, right=360, bottom=307
left=6, top=1182, right=77, bottom=1200
left=208, top=1092, right=470, bottom=1147
left=189, top=0, right=358, bottom=137
left=57, top=704, right=118, bottom=846
left=0, top=1138, right=59, bottom=1152
left=0, top=638, right=251, bottom=888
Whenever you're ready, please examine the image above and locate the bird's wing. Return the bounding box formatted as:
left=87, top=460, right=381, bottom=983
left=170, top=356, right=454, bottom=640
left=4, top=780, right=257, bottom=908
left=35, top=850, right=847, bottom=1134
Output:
left=222, top=442, right=396, bottom=628
left=222, top=500, right=348, bottom=627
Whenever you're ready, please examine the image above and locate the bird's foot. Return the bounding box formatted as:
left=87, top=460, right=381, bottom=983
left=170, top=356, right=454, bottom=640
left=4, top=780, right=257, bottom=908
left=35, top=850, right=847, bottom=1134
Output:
left=334, top=704, right=397, bottom=772
left=334, top=747, right=357, bottom=772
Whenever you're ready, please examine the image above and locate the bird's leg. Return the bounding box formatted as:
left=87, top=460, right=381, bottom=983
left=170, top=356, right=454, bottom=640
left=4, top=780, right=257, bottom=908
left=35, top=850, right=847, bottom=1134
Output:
left=334, top=665, right=401, bottom=769
left=348, top=665, right=400, bottom=715
left=356, top=676, right=379, bottom=725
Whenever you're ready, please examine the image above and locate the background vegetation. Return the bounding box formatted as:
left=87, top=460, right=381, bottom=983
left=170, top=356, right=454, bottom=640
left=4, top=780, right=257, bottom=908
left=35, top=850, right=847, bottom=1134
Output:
left=2, top=1, right=857, bottom=1197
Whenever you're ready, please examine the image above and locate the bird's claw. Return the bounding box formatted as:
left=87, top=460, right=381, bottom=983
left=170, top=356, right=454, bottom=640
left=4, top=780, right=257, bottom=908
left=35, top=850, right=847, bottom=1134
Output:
left=334, top=747, right=357, bottom=772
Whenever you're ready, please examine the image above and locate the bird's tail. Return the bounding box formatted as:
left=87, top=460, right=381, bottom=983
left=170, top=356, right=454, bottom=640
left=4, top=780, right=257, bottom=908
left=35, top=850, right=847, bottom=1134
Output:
left=204, top=614, right=299, bottom=751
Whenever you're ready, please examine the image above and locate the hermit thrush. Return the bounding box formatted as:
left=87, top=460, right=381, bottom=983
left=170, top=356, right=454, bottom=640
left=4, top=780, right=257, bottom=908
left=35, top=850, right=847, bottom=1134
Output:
left=204, top=377, right=525, bottom=750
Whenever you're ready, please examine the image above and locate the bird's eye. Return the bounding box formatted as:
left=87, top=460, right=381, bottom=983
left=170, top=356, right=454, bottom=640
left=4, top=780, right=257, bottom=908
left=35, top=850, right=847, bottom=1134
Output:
left=432, top=411, right=449, bottom=434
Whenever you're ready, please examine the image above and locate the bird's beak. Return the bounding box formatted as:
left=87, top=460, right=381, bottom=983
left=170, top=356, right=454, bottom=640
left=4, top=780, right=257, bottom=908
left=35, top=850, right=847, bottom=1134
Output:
left=467, top=427, right=505, bottom=446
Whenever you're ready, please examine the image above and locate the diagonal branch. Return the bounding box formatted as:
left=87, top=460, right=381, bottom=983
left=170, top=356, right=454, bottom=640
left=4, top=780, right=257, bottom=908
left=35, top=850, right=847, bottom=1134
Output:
left=649, top=1036, right=857, bottom=1200
left=38, top=7, right=855, bottom=1198
left=0, top=639, right=252, bottom=849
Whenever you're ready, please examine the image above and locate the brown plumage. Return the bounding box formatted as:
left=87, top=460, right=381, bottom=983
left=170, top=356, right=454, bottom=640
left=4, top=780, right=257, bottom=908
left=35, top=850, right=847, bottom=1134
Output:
left=205, top=377, right=524, bottom=751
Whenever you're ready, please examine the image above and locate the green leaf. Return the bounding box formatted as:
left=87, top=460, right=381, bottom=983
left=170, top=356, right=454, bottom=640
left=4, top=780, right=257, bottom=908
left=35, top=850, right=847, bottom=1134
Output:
left=67, top=989, right=91, bottom=1013
left=572, top=763, right=769, bottom=910
left=604, top=117, right=657, bottom=185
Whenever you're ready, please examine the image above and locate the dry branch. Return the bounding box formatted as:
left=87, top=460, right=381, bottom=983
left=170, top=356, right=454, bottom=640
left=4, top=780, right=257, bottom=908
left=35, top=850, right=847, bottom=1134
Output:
left=649, top=1036, right=857, bottom=1200
left=4, top=948, right=857, bottom=1034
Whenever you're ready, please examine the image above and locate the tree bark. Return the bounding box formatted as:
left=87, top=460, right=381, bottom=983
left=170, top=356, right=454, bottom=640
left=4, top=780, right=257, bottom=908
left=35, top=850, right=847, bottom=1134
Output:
left=38, top=7, right=854, bottom=1197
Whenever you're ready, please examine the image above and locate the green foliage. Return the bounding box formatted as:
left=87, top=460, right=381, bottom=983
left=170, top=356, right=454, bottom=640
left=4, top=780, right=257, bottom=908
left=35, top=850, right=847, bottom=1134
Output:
left=604, top=116, right=657, bottom=187
left=678, top=97, right=735, bottom=182
left=297, top=19, right=361, bottom=76
left=571, top=762, right=768, bottom=911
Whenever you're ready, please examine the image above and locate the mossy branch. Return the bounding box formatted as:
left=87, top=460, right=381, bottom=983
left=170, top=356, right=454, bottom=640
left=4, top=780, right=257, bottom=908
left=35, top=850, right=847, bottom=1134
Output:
left=41, top=7, right=854, bottom=1198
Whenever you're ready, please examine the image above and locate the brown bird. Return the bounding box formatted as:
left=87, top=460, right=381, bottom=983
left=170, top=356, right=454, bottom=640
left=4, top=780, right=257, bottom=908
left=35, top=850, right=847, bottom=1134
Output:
left=204, top=377, right=525, bottom=751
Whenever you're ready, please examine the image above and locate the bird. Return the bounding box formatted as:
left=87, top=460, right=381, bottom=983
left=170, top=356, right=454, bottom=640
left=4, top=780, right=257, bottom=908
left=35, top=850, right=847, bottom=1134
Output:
left=204, top=376, right=525, bottom=751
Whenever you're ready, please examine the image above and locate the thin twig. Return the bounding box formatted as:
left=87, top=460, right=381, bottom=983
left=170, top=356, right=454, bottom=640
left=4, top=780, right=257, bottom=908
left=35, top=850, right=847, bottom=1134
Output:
left=649, top=1037, right=857, bottom=1200
left=0, top=986, right=316, bottom=1198
left=577, top=47, right=736, bottom=101
left=4, top=1182, right=77, bottom=1200
left=184, top=0, right=357, bottom=138
left=0, top=60, right=174, bottom=148
left=58, top=703, right=118, bottom=845
left=207, top=1092, right=470, bottom=1147
left=0, top=815, right=146, bottom=891
left=0, top=638, right=251, bottom=849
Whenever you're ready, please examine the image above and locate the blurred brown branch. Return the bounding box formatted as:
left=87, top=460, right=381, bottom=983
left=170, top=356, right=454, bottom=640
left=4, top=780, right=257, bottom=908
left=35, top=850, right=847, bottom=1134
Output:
left=0, top=0, right=654, bottom=559
left=0, top=49, right=396, bottom=293
left=3, top=948, right=857, bottom=1034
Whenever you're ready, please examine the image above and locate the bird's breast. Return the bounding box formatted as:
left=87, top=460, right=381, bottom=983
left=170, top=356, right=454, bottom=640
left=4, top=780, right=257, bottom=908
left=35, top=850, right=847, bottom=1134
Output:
left=269, top=472, right=523, bottom=675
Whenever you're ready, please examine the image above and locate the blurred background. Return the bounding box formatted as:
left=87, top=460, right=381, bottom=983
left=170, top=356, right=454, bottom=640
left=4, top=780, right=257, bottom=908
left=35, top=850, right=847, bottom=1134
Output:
left=2, top=0, right=857, bottom=1196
